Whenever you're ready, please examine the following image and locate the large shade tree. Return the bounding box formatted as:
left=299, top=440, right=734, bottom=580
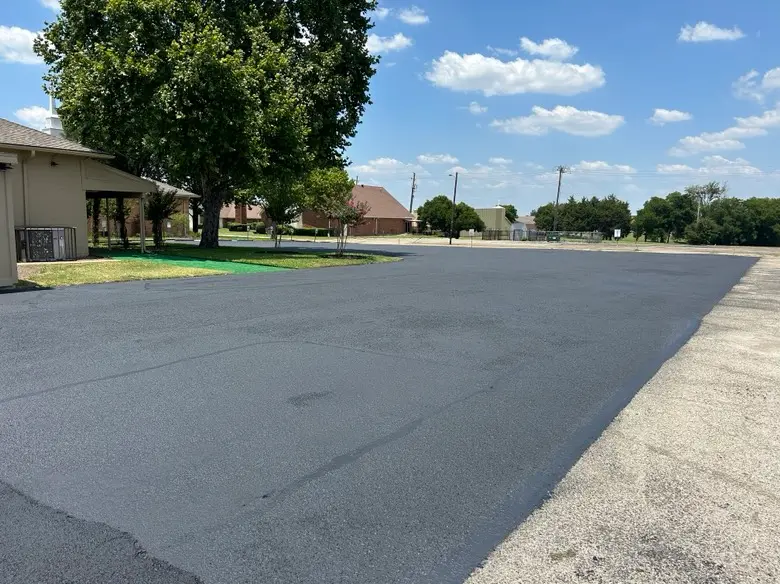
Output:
left=37, top=0, right=377, bottom=248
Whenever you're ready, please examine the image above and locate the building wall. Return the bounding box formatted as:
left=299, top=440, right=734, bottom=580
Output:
left=352, top=218, right=407, bottom=236
left=301, top=211, right=407, bottom=235
left=0, top=168, right=18, bottom=286
left=12, top=154, right=89, bottom=257
left=476, top=207, right=512, bottom=232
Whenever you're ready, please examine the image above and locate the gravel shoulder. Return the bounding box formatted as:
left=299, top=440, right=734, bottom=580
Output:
left=467, top=256, right=780, bottom=584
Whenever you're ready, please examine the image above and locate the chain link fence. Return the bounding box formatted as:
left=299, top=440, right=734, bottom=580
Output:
left=482, top=230, right=604, bottom=243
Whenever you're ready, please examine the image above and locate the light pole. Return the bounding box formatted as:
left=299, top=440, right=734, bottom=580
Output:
left=448, top=172, right=459, bottom=245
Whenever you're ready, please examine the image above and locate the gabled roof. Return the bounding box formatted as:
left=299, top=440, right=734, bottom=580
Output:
left=0, top=118, right=110, bottom=158
left=151, top=179, right=199, bottom=199
left=353, top=185, right=414, bottom=220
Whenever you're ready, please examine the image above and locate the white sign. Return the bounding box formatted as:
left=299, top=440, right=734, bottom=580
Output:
left=614, top=229, right=622, bottom=239
left=469, top=229, right=475, bottom=236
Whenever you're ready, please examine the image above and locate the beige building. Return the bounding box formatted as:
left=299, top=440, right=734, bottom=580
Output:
left=0, top=113, right=183, bottom=287
left=475, top=206, right=513, bottom=232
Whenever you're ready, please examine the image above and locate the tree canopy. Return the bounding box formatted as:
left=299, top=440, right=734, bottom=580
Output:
left=500, top=204, right=518, bottom=224
left=532, top=195, right=631, bottom=238
left=630, top=183, right=780, bottom=247
left=37, top=0, right=377, bottom=247
left=417, top=196, right=485, bottom=237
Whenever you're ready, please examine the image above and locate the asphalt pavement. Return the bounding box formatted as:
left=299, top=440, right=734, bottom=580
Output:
left=0, top=245, right=755, bottom=584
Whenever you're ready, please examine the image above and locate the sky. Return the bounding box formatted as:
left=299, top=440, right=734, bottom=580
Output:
left=2, top=0, right=780, bottom=214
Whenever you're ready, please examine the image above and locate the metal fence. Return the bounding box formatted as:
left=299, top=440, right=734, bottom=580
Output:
left=483, top=229, right=604, bottom=243
left=15, top=227, right=78, bottom=262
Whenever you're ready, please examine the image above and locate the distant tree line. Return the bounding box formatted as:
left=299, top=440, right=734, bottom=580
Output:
left=634, top=182, right=780, bottom=246
left=532, top=195, right=632, bottom=239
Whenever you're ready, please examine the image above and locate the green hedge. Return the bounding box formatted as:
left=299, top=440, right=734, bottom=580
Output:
left=227, top=223, right=250, bottom=232
left=293, top=227, right=335, bottom=237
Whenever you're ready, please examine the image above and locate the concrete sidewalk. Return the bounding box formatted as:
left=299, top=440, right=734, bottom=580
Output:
left=467, top=256, right=780, bottom=584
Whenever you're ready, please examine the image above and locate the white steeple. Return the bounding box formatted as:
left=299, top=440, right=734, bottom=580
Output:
left=43, top=96, right=64, bottom=138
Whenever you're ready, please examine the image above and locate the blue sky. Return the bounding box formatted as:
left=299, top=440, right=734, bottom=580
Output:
left=2, top=0, right=780, bottom=213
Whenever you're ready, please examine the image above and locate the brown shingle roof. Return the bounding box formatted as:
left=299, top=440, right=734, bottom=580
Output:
left=353, top=185, right=413, bottom=220
left=0, top=118, right=107, bottom=157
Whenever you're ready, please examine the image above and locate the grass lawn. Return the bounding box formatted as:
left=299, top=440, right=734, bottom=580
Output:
left=159, top=244, right=400, bottom=269
left=17, top=259, right=228, bottom=287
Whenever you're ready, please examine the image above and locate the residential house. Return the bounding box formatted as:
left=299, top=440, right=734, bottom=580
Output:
left=300, top=184, right=414, bottom=235
left=0, top=105, right=193, bottom=286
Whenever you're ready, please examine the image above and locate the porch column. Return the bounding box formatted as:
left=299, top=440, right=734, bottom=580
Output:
left=0, top=157, right=19, bottom=286
left=139, top=193, right=146, bottom=253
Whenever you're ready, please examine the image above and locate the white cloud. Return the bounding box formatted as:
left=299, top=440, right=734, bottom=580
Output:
left=735, top=102, right=780, bottom=130
left=701, top=155, right=762, bottom=174
left=467, top=101, right=487, bottom=115
left=371, top=6, right=391, bottom=20
left=733, top=69, right=780, bottom=102
left=491, top=105, right=625, bottom=137
left=486, top=182, right=509, bottom=190
left=367, top=33, right=413, bottom=54
left=14, top=105, right=49, bottom=129
left=488, top=157, right=513, bottom=165
left=519, top=37, right=578, bottom=61
left=487, top=45, right=519, bottom=57
left=668, top=104, right=780, bottom=156
left=417, top=153, right=459, bottom=165
left=657, top=164, right=697, bottom=174
left=398, top=6, right=429, bottom=25
left=352, top=157, right=425, bottom=176
left=425, top=51, right=605, bottom=96
left=40, top=0, right=60, bottom=10
left=657, top=157, right=761, bottom=175
left=0, top=26, right=42, bottom=64
left=649, top=108, right=692, bottom=125
left=678, top=22, right=745, bottom=42
left=572, top=160, right=636, bottom=174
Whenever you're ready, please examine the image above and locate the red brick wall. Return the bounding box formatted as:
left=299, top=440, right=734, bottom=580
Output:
left=351, top=218, right=407, bottom=236
left=301, top=211, right=407, bottom=235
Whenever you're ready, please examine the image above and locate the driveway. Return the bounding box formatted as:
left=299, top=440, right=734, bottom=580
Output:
left=0, top=246, right=755, bottom=584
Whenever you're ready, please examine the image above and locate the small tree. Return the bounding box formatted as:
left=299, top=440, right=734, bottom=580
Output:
left=331, top=197, right=370, bottom=255
left=252, top=177, right=307, bottom=248
left=306, top=168, right=367, bottom=256
left=146, top=190, right=179, bottom=249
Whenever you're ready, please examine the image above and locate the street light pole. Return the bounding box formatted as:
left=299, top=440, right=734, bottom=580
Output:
left=449, top=171, right=459, bottom=245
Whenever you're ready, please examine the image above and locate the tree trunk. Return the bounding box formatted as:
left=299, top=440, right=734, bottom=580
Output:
left=153, top=219, right=163, bottom=249
left=117, top=196, right=128, bottom=249
left=270, top=220, right=280, bottom=248
left=191, top=201, right=200, bottom=233
left=92, top=199, right=101, bottom=247
left=200, top=191, right=221, bottom=248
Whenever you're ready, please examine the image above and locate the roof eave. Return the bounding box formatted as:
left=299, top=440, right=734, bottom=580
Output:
left=0, top=142, right=113, bottom=160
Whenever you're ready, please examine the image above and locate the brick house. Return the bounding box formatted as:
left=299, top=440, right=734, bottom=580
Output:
left=301, top=184, right=414, bottom=235
left=220, top=203, right=264, bottom=227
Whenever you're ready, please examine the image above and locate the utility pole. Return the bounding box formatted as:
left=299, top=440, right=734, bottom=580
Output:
left=552, top=165, right=569, bottom=232
left=449, top=172, right=459, bottom=245
left=409, top=173, right=417, bottom=213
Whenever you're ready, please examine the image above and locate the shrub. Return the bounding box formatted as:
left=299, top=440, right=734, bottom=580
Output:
left=228, top=223, right=250, bottom=232
left=253, top=223, right=266, bottom=234
left=685, top=218, right=719, bottom=245
left=293, top=227, right=335, bottom=237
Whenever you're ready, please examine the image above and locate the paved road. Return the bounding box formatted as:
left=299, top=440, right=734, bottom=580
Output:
left=0, top=246, right=754, bottom=584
